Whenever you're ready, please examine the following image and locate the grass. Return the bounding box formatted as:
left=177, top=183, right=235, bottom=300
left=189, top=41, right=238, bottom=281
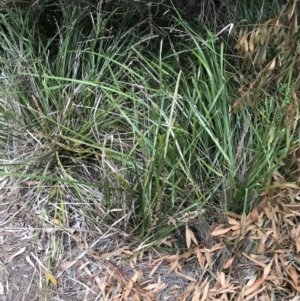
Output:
left=0, top=0, right=298, bottom=251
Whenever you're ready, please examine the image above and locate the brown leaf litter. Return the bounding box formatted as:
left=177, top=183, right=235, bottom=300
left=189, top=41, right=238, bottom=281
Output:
left=1, top=174, right=300, bottom=300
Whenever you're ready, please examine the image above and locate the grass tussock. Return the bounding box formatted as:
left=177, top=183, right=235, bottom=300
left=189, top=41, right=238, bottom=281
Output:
left=0, top=0, right=298, bottom=247
left=1, top=1, right=300, bottom=300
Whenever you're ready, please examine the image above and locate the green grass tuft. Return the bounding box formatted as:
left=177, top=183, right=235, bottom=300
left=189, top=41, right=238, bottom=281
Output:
left=0, top=1, right=297, bottom=245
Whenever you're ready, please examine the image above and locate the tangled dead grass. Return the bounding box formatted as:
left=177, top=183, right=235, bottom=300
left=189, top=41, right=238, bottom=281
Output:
left=1, top=167, right=300, bottom=300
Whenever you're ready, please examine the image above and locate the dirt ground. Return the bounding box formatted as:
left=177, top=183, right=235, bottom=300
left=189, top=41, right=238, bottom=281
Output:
left=1, top=174, right=300, bottom=301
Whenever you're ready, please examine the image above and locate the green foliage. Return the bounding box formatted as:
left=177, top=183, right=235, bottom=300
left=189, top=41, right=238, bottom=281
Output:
left=0, top=0, right=298, bottom=245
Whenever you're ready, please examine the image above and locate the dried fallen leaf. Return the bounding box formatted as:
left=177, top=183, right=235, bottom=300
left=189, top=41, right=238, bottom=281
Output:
left=200, top=282, right=209, bottom=301
left=196, top=248, right=204, bottom=270
left=205, top=251, right=212, bottom=271
left=192, top=285, right=202, bottom=301
left=263, top=259, right=273, bottom=280
left=246, top=274, right=257, bottom=287
left=219, top=272, right=226, bottom=288
left=185, top=224, right=192, bottom=249
left=266, top=58, right=276, bottom=71
left=242, top=253, right=267, bottom=269
left=167, top=255, right=180, bottom=275
left=257, top=238, right=266, bottom=254
left=296, top=240, right=300, bottom=253
left=245, top=277, right=264, bottom=295
left=176, top=271, right=196, bottom=282
left=276, top=277, right=300, bottom=293
left=149, top=260, right=163, bottom=278
left=223, top=257, right=234, bottom=269
left=58, top=261, right=74, bottom=271
left=251, top=207, right=259, bottom=222
left=185, top=224, right=198, bottom=249
left=289, top=266, right=298, bottom=286
left=98, top=276, right=108, bottom=297
left=227, top=216, right=240, bottom=226
left=211, top=226, right=234, bottom=236
left=44, top=270, right=57, bottom=287
left=192, top=278, right=208, bottom=301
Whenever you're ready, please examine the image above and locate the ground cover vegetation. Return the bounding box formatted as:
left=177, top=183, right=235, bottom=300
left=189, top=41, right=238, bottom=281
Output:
left=0, top=0, right=300, bottom=300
